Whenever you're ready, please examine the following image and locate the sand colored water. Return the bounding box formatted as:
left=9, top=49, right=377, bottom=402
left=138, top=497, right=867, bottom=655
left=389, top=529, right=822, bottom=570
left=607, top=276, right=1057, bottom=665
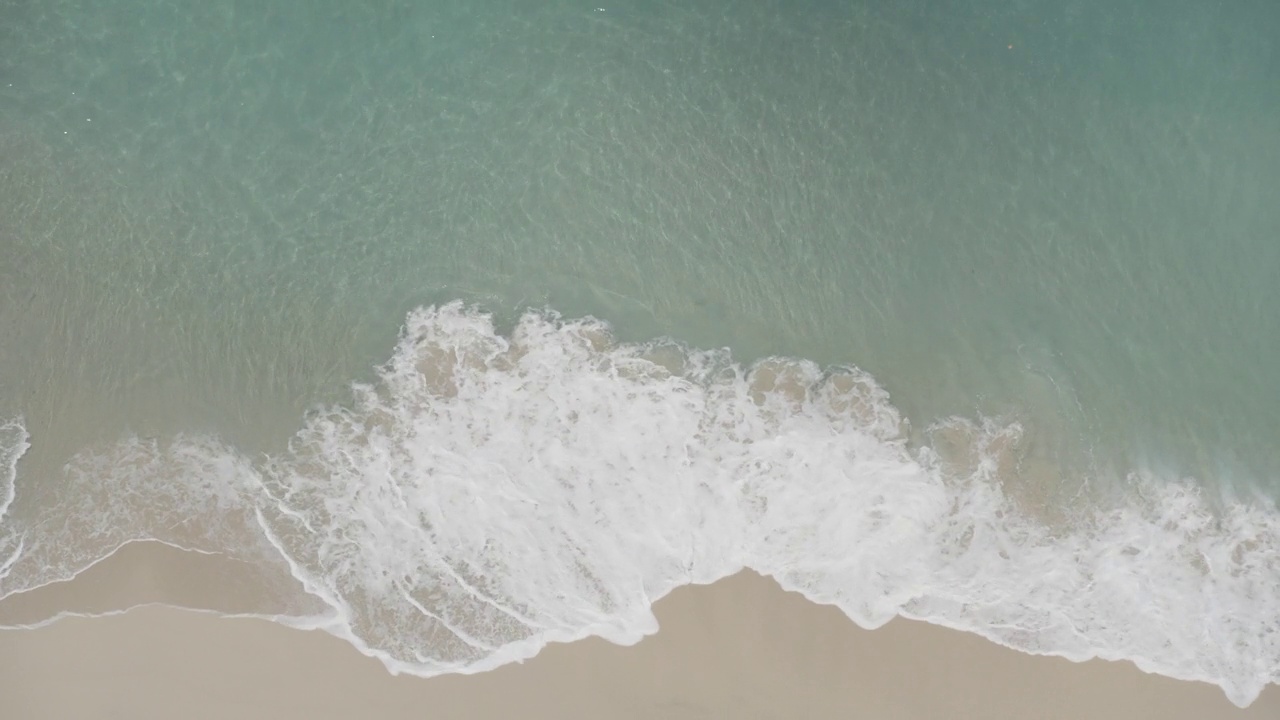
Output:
left=1, top=560, right=1275, bottom=720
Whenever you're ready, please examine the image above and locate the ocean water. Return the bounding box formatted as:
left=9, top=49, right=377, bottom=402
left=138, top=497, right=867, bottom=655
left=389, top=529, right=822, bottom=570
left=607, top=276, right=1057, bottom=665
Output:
left=1, top=0, right=1278, bottom=707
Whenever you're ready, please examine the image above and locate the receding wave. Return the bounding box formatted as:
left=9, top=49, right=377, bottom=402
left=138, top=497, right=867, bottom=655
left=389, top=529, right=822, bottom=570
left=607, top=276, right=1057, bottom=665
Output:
left=0, top=303, right=1276, bottom=707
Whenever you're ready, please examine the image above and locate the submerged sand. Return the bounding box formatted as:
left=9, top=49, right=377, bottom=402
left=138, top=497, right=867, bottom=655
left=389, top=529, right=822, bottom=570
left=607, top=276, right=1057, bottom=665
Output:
left=0, top=551, right=1276, bottom=720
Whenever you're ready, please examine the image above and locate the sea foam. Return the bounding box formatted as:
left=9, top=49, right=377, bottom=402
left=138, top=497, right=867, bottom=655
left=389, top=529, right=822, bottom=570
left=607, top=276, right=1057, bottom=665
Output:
left=1, top=303, right=1276, bottom=706
left=0, top=417, right=31, bottom=582
left=0, top=417, right=28, bottom=523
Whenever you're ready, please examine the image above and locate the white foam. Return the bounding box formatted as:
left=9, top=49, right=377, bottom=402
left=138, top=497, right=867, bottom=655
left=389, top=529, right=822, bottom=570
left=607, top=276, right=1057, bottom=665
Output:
left=0, top=416, right=28, bottom=523
left=1, top=305, right=1276, bottom=707
left=248, top=303, right=1277, bottom=706
left=0, top=417, right=30, bottom=586
left=0, top=434, right=308, bottom=616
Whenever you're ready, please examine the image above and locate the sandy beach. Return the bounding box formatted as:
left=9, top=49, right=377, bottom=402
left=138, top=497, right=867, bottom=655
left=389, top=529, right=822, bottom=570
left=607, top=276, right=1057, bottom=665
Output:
left=1, top=547, right=1275, bottom=720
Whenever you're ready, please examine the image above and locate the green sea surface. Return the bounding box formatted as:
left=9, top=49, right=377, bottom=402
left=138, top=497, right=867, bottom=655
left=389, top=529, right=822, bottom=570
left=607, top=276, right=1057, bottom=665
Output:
left=1, top=0, right=1278, bottom=494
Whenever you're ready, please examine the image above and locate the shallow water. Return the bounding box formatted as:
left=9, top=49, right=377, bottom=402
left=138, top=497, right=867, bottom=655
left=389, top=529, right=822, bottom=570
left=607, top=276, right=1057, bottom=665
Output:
left=1, top=0, right=1278, bottom=707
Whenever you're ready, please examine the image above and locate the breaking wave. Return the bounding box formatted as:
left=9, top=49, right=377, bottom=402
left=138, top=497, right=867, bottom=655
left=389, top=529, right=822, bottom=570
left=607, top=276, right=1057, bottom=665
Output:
left=0, top=303, right=1275, bottom=707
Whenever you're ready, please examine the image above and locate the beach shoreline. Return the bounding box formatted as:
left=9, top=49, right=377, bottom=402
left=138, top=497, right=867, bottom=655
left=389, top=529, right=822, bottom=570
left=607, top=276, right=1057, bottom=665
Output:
left=1, top=568, right=1275, bottom=720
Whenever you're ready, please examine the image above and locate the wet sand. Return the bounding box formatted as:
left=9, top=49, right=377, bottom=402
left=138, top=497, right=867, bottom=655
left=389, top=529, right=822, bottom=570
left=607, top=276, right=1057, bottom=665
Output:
left=0, top=553, right=1276, bottom=720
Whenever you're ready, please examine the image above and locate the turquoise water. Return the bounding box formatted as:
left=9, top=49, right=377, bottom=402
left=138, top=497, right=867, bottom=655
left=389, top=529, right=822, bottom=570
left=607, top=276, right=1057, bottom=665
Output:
left=1, top=0, right=1279, bottom=706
